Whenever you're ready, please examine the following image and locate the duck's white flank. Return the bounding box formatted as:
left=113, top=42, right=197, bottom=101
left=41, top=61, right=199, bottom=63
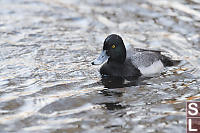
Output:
left=138, top=60, right=164, bottom=76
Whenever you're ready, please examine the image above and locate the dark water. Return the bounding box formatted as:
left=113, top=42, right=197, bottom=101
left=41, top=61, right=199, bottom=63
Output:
left=0, top=0, right=200, bottom=132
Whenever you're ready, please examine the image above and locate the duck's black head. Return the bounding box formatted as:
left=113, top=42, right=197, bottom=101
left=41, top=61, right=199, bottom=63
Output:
left=92, top=34, right=126, bottom=65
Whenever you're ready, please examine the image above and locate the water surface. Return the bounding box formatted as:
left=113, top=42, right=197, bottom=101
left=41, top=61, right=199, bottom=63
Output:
left=0, top=0, right=200, bottom=132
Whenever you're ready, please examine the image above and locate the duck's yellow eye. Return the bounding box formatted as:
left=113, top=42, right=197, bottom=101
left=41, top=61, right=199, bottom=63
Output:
left=112, top=45, right=116, bottom=48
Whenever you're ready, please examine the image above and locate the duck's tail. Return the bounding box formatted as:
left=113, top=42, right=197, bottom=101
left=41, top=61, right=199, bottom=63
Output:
left=161, top=55, right=181, bottom=67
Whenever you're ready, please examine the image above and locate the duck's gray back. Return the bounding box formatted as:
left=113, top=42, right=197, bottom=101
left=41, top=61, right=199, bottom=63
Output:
left=127, top=50, right=162, bottom=68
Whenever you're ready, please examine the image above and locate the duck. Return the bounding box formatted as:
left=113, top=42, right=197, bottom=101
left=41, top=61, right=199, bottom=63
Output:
left=91, top=34, right=180, bottom=79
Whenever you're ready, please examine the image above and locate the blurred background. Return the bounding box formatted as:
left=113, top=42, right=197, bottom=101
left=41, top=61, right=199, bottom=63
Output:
left=0, top=0, right=200, bottom=132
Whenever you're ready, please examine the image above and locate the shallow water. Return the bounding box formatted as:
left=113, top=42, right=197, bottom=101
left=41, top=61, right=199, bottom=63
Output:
left=0, top=0, right=200, bottom=132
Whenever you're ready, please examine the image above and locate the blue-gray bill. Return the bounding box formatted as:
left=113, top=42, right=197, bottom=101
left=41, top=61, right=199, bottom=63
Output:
left=92, top=50, right=109, bottom=65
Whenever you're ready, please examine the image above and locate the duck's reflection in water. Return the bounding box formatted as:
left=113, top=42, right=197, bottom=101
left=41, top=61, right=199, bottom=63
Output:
left=101, top=76, right=147, bottom=88
left=98, top=76, right=148, bottom=111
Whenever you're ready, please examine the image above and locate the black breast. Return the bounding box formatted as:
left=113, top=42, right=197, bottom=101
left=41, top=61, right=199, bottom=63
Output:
left=100, top=59, right=141, bottom=79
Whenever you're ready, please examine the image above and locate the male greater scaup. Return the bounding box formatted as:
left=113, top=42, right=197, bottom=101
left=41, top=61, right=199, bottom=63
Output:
left=92, top=34, right=180, bottom=79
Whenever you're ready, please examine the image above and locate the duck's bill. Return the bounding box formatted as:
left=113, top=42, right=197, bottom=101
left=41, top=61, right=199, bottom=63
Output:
left=92, top=50, right=109, bottom=65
